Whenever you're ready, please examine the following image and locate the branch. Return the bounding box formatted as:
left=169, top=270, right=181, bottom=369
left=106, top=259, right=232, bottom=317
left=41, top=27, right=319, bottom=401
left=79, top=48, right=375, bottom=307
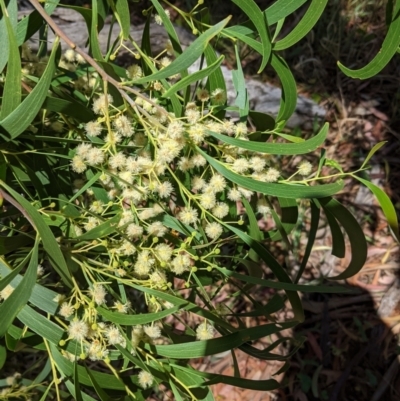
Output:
left=28, top=0, right=166, bottom=116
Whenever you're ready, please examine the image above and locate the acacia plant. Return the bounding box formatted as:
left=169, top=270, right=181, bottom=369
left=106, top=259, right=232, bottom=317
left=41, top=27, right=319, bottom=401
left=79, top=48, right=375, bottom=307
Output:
left=0, top=0, right=399, bottom=400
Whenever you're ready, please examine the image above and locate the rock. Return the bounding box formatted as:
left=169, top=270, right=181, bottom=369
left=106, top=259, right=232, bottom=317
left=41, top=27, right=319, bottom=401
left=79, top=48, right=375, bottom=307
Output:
left=19, top=6, right=325, bottom=127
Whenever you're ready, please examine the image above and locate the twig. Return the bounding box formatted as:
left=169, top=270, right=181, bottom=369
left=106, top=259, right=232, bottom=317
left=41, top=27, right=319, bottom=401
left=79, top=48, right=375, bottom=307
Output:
left=28, top=0, right=167, bottom=116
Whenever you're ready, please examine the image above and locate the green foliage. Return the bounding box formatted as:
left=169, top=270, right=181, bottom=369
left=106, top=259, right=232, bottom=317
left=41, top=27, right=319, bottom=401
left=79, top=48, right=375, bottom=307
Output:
left=0, top=0, right=398, bottom=400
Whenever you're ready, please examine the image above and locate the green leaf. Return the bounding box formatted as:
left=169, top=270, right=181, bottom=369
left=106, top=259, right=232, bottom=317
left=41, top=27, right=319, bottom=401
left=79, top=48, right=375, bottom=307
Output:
left=170, top=380, right=185, bottom=401
left=338, top=0, right=400, bottom=79
left=222, top=223, right=304, bottom=322
left=115, top=0, right=130, bottom=39
left=353, top=175, right=399, bottom=242
left=133, top=17, right=231, bottom=84
left=151, top=0, right=189, bottom=95
left=74, top=360, right=84, bottom=401
left=360, top=141, right=387, bottom=169
left=43, top=96, right=95, bottom=122
left=16, top=1, right=60, bottom=47
left=96, top=305, right=181, bottom=325
left=0, top=0, right=17, bottom=73
left=0, top=345, right=6, bottom=370
left=270, top=207, right=292, bottom=250
left=197, top=148, right=344, bottom=199
left=232, top=0, right=271, bottom=72
left=50, top=343, right=131, bottom=390
left=146, top=321, right=295, bottom=359
left=242, top=197, right=262, bottom=262
left=0, top=260, right=59, bottom=315
left=270, top=53, right=297, bottom=123
left=223, top=25, right=263, bottom=54
left=204, top=44, right=227, bottom=119
left=85, top=366, right=112, bottom=401
left=0, top=181, right=72, bottom=287
left=69, top=171, right=102, bottom=203
left=151, top=0, right=181, bottom=51
left=218, top=267, right=352, bottom=294
left=207, top=122, right=328, bottom=155
left=324, top=203, right=346, bottom=258
left=267, top=197, right=298, bottom=241
left=162, top=55, right=224, bottom=98
left=0, top=239, right=38, bottom=338
left=0, top=234, right=33, bottom=255
left=294, top=201, right=320, bottom=283
left=0, top=259, right=25, bottom=291
left=232, top=44, right=249, bottom=118
left=60, top=4, right=105, bottom=36
left=172, top=364, right=279, bottom=391
left=90, top=0, right=104, bottom=60
left=75, top=214, right=120, bottom=241
left=0, top=39, right=59, bottom=141
left=248, top=110, right=275, bottom=131
left=0, top=0, right=21, bottom=119
left=265, top=0, right=308, bottom=26
left=319, top=197, right=368, bottom=280
left=274, top=0, right=329, bottom=50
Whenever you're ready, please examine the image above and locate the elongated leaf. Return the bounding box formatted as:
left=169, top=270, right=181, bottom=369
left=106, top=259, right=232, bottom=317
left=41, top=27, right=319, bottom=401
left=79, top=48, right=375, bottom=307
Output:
left=0, top=39, right=59, bottom=140
left=248, top=110, right=275, bottom=131
left=76, top=215, right=120, bottom=241
left=218, top=267, right=351, bottom=293
left=354, top=175, right=399, bottom=241
left=90, top=0, right=104, bottom=60
left=204, top=44, right=227, bottom=119
left=270, top=208, right=292, bottom=250
left=0, top=256, right=29, bottom=292
left=50, top=343, right=130, bottom=390
left=151, top=0, right=184, bottom=56
left=222, top=223, right=304, bottom=322
left=134, top=18, right=230, bottom=84
left=16, top=1, right=60, bottom=46
left=0, top=0, right=21, bottom=119
left=74, top=360, right=84, bottom=401
left=268, top=197, right=298, bottom=241
left=0, top=181, right=72, bottom=287
left=197, top=148, right=344, bottom=199
left=232, top=0, right=271, bottom=72
left=97, top=305, right=181, bottom=325
left=126, top=283, right=237, bottom=331
left=360, top=141, right=387, bottom=169
left=274, top=0, right=329, bottom=50
left=146, top=322, right=294, bottom=359
left=270, top=53, right=297, bottom=122
left=170, top=380, right=185, bottom=401
left=173, top=364, right=279, bottom=391
left=0, top=0, right=17, bottom=73
left=0, top=344, right=6, bottom=370
left=208, top=122, right=328, bottom=154
left=0, top=240, right=38, bottom=337
left=115, top=0, right=130, bottom=39
left=232, top=44, right=249, bottom=118
left=242, top=197, right=262, bottom=262
left=85, top=366, right=112, bottom=401
left=162, top=55, right=224, bottom=98
left=0, top=234, right=33, bottom=255
left=324, top=203, right=346, bottom=258
left=338, top=1, right=400, bottom=79
left=0, top=261, right=59, bottom=315
left=265, top=0, right=308, bottom=26
left=43, top=96, right=95, bottom=122
left=319, top=198, right=368, bottom=279
left=223, top=25, right=262, bottom=54
left=295, top=200, right=320, bottom=283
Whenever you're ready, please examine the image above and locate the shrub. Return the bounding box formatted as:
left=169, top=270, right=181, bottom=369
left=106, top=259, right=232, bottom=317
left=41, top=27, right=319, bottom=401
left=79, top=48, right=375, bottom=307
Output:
left=0, top=0, right=398, bottom=400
